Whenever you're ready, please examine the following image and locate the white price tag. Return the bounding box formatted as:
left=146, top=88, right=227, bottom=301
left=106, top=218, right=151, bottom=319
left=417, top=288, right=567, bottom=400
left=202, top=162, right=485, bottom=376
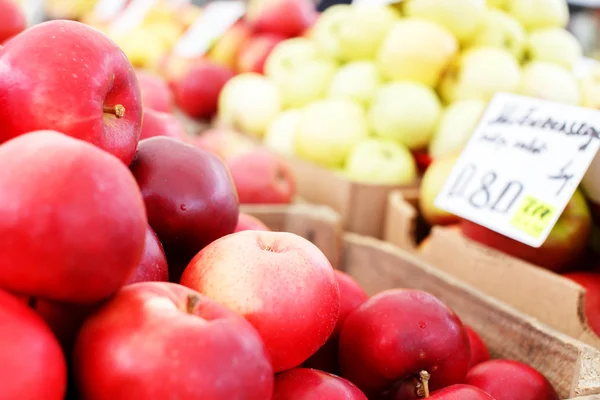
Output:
left=172, top=0, right=246, bottom=59
left=435, top=93, right=600, bottom=248
left=108, top=0, right=159, bottom=36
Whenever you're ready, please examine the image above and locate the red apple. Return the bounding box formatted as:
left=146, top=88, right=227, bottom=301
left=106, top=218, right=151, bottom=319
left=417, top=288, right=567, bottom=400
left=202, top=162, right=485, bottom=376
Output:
left=129, top=137, right=239, bottom=280
left=226, top=148, right=296, bottom=204
left=125, top=225, right=169, bottom=285
left=0, top=131, right=146, bottom=303
left=140, top=107, right=186, bottom=141
left=207, top=20, right=254, bottom=69
left=135, top=69, right=174, bottom=113
left=246, top=0, right=318, bottom=38
left=466, top=326, right=491, bottom=369
left=0, top=0, right=26, bottom=44
left=236, top=33, right=286, bottom=74
left=0, top=290, right=67, bottom=400
left=180, top=230, right=340, bottom=372
left=235, top=212, right=271, bottom=232
left=0, top=20, right=142, bottom=165
left=74, top=282, right=274, bottom=399
left=187, top=128, right=256, bottom=160
left=171, top=59, right=235, bottom=119
left=339, top=289, right=471, bottom=398
left=563, top=272, right=600, bottom=337
left=465, top=359, right=559, bottom=400
left=274, top=368, right=367, bottom=400
left=460, top=190, right=592, bottom=272
left=428, top=384, right=496, bottom=400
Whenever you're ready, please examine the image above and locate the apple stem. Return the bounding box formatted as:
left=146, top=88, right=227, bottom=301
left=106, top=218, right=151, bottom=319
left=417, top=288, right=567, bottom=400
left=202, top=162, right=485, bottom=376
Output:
left=186, top=294, right=200, bottom=314
left=103, top=104, right=126, bottom=118
left=416, top=371, right=431, bottom=398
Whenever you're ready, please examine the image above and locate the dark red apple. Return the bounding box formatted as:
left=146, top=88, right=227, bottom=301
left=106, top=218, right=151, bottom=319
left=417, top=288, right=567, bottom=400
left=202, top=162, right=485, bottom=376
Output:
left=0, top=130, right=146, bottom=303
left=428, top=384, right=496, bottom=400
left=465, top=359, right=558, bottom=400
left=226, top=148, right=296, bottom=204
left=180, top=230, right=340, bottom=372
left=236, top=33, right=285, bottom=74
left=562, top=272, right=600, bottom=337
left=235, top=212, right=271, bottom=232
left=0, top=289, right=67, bottom=400
left=135, top=69, right=174, bottom=113
left=74, top=282, right=274, bottom=399
left=140, top=107, right=186, bottom=141
left=129, top=137, right=239, bottom=280
left=0, top=20, right=142, bottom=165
left=466, top=326, right=491, bottom=369
left=125, top=225, right=169, bottom=285
left=339, top=289, right=471, bottom=398
left=171, top=59, right=235, bottom=119
left=246, top=0, right=318, bottom=38
left=274, top=368, right=367, bottom=400
left=0, top=0, right=26, bottom=44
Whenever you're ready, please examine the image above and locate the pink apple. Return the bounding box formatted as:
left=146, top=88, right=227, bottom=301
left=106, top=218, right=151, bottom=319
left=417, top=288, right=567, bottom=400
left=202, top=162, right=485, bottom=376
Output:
left=236, top=33, right=286, bottom=74
left=135, top=69, right=174, bottom=113
left=207, top=20, right=254, bottom=69
left=140, top=107, right=186, bottom=141
left=0, top=0, right=26, bottom=44
left=187, top=128, right=255, bottom=160
left=274, top=368, right=367, bottom=400
left=235, top=212, right=271, bottom=232
left=246, top=0, right=318, bottom=38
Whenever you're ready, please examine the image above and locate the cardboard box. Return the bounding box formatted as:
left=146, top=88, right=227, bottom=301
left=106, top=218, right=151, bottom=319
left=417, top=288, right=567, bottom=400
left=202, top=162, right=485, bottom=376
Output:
left=383, top=189, right=600, bottom=350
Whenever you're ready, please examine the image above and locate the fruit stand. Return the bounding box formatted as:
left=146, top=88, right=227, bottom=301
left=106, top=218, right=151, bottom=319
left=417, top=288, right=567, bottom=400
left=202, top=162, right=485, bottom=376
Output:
left=3, top=0, right=600, bottom=399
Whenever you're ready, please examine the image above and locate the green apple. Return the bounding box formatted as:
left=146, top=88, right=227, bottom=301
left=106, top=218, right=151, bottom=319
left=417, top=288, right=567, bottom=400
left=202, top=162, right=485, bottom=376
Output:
left=519, top=61, right=581, bottom=105
left=465, top=9, right=527, bottom=60
left=376, top=18, right=458, bottom=86
left=294, top=99, right=369, bottom=168
left=428, top=99, right=487, bottom=159
left=264, top=38, right=325, bottom=82
left=218, top=73, right=282, bottom=138
left=507, top=0, right=569, bottom=31
left=309, top=4, right=353, bottom=61
left=439, top=47, right=522, bottom=104
left=402, top=0, right=486, bottom=43
left=275, top=59, right=337, bottom=109
left=344, top=138, right=417, bottom=185
left=328, top=61, right=382, bottom=108
left=368, top=82, right=442, bottom=150
left=263, top=109, right=301, bottom=156
left=526, top=28, right=582, bottom=70
left=419, top=153, right=461, bottom=226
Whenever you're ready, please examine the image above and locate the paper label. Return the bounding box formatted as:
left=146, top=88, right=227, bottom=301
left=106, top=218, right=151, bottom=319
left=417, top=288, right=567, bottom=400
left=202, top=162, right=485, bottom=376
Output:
left=107, top=0, right=159, bottom=36
left=172, top=0, right=246, bottom=59
left=435, top=93, right=600, bottom=248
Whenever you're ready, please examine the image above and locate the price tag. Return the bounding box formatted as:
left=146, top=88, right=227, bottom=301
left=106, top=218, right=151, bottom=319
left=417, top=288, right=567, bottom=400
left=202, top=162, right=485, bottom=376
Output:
left=92, top=0, right=128, bottom=22
left=435, top=93, right=600, bottom=248
left=172, top=0, right=246, bottom=59
left=108, top=0, right=159, bottom=37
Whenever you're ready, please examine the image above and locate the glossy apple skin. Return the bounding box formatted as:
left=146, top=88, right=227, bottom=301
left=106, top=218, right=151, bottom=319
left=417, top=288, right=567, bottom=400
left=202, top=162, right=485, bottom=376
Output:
left=466, top=359, right=558, bottom=400
left=0, top=20, right=142, bottom=165
left=247, top=0, right=318, bottom=38
left=466, top=326, right=491, bottom=369
left=181, top=230, right=340, bottom=372
left=125, top=225, right=169, bottom=285
left=140, top=107, right=186, bottom=141
left=236, top=33, right=286, bottom=74
left=429, top=385, right=496, bottom=400
left=171, top=59, right=235, bottom=119
left=227, top=149, right=296, bottom=204
left=274, top=368, right=367, bottom=400
left=339, top=289, right=471, bottom=398
left=135, top=69, right=174, bottom=113
left=130, top=137, right=238, bottom=281
left=304, top=270, right=369, bottom=374
left=235, top=212, right=271, bottom=232
left=0, top=290, right=67, bottom=400
left=0, top=131, right=147, bottom=303
left=0, top=0, right=26, bottom=44
left=74, top=282, right=274, bottom=400
left=460, top=190, right=591, bottom=272
left=208, top=20, right=254, bottom=69
left=563, top=272, right=600, bottom=337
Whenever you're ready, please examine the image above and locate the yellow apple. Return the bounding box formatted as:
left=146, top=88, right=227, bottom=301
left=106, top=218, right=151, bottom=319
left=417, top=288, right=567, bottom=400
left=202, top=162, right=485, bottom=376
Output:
left=402, top=0, right=487, bottom=43
left=294, top=99, right=370, bottom=168
left=507, top=0, right=569, bottom=31
left=579, top=65, right=600, bottom=109
left=263, top=110, right=302, bottom=156
left=113, top=28, right=170, bottom=71
left=328, top=61, right=382, bottom=108
left=439, top=47, right=522, bottom=104
left=428, top=99, right=487, bottom=159
left=526, top=28, right=583, bottom=70
left=309, top=4, right=353, bottom=60
left=368, top=82, right=442, bottom=150
left=376, top=18, right=458, bottom=87
left=264, top=38, right=325, bottom=82
left=419, top=153, right=461, bottom=226
left=519, top=61, right=581, bottom=105
left=487, top=0, right=508, bottom=9
left=218, top=73, right=282, bottom=138
left=344, top=139, right=417, bottom=185
left=465, top=9, right=527, bottom=60
left=275, top=59, right=337, bottom=109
